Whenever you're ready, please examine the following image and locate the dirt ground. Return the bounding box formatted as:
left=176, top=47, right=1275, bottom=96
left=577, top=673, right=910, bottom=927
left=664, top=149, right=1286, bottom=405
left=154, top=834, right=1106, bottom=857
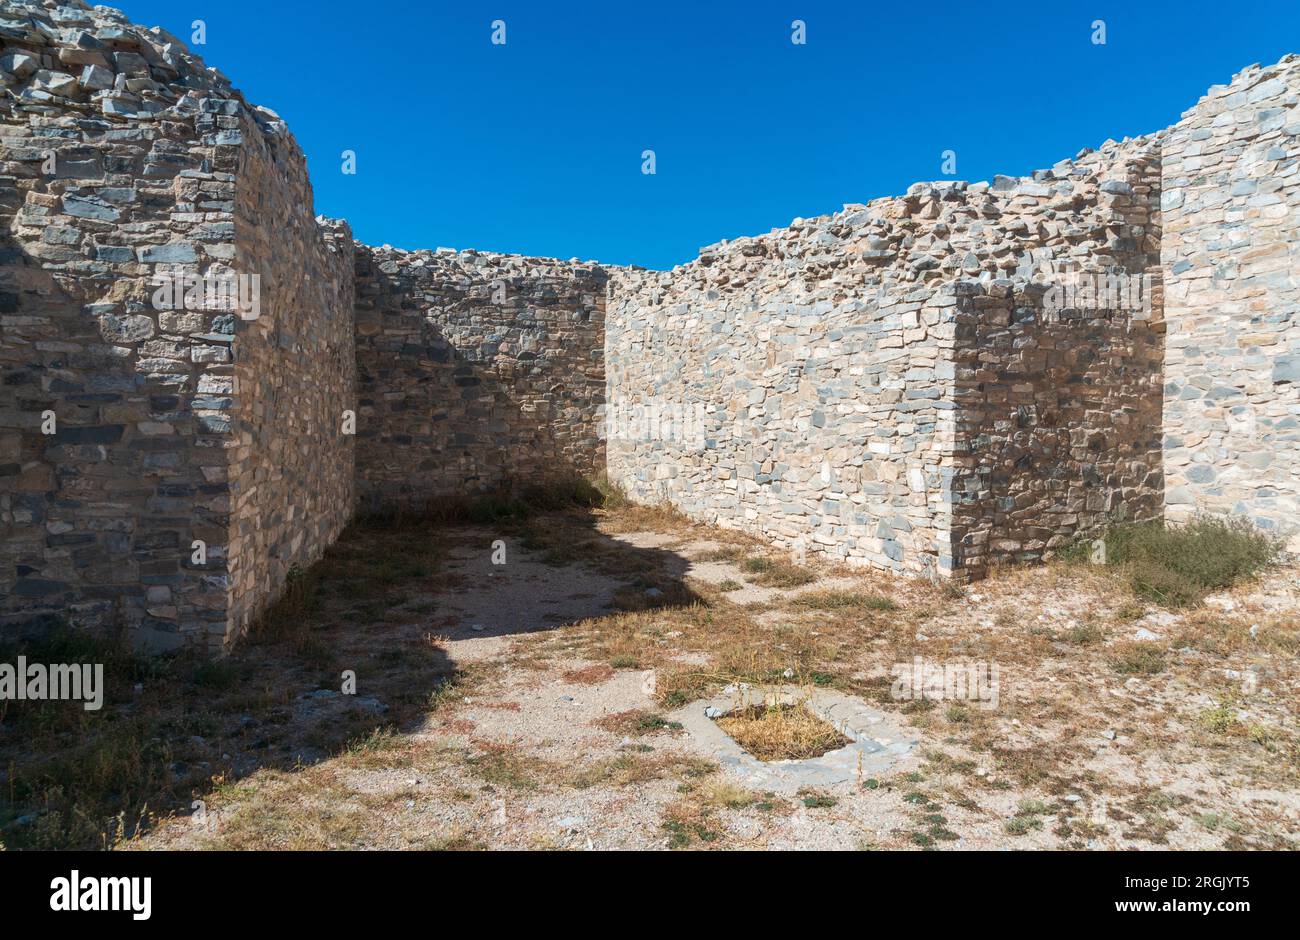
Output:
left=98, top=501, right=1298, bottom=852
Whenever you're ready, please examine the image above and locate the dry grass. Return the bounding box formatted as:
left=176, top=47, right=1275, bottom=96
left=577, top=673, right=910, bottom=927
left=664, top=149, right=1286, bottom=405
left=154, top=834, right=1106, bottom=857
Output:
left=465, top=741, right=557, bottom=791
left=740, top=555, right=817, bottom=587
left=592, top=709, right=682, bottom=735
left=0, top=517, right=473, bottom=850
left=792, top=589, right=899, bottom=612
left=661, top=778, right=776, bottom=849
left=1105, top=641, right=1168, bottom=675
left=9, top=485, right=1298, bottom=852
left=714, top=701, right=851, bottom=762
left=565, top=752, right=716, bottom=789
left=561, top=664, right=616, bottom=685
left=463, top=736, right=716, bottom=792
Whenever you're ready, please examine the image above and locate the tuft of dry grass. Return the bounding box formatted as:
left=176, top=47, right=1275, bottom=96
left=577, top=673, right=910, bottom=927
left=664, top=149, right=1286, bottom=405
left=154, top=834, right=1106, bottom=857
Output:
left=696, top=779, right=760, bottom=809
left=465, top=742, right=557, bottom=791
left=561, top=664, right=616, bottom=685
left=741, top=556, right=817, bottom=587
left=660, top=778, right=775, bottom=849
left=696, top=546, right=746, bottom=563
left=564, top=753, right=716, bottom=789
left=792, top=590, right=898, bottom=612
left=592, top=709, right=682, bottom=735
left=1105, top=641, right=1167, bottom=675
left=714, top=700, right=850, bottom=762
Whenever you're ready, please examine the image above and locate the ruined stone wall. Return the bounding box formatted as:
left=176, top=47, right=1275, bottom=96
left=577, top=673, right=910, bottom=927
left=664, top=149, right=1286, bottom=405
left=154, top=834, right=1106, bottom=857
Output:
left=949, top=142, right=1166, bottom=578
left=607, top=203, right=961, bottom=576
left=1160, top=56, right=1300, bottom=550
left=607, top=142, right=1167, bottom=577
left=2, top=0, right=1297, bottom=647
left=352, top=246, right=607, bottom=510
left=1, top=2, right=240, bottom=644
left=222, top=136, right=355, bottom=644
left=0, top=1, right=354, bottom=648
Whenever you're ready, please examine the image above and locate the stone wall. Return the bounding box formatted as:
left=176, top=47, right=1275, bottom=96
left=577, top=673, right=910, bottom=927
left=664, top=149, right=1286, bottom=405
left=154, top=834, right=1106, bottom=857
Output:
left=0, top=0, right=354, bottom=648
left=1, top=1, right=241, bottom=644
left=949, top=141, right=1166, bottom=578
left=222, top=141, right=356, bottom=644
left=1160, top=56, right=1300, bottom=550
left=352, top=245, right=607, bottom=510
left=607, top=208, right=957, bottom=575
left=606, top=141, right=1167, bottom=578
left=1, top=0, right=1296, bottom=646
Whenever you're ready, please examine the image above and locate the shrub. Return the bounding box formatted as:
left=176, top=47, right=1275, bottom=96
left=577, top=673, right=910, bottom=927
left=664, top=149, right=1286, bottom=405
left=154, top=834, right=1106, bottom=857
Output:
left=1080, top=516, right=1282, bottom=608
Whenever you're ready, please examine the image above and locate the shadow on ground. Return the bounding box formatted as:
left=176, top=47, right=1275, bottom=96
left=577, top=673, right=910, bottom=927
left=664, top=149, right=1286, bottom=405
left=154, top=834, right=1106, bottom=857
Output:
left=0, top=505, right=702, bottom=849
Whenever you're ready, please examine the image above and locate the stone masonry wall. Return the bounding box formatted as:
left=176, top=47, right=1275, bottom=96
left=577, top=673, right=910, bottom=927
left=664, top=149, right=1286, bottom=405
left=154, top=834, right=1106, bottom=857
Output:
left=352, top=245, right=607, bottom=511
left=1, top=1, right=245, bottom=644
left=607, top=141, right=1167, bottom=578
left=222, top=144, right=355, bottom=643
left=0, top=0, right=354, bottom=648
left=1160, top=56, right=1300, bottom=550
left=1, top=0, right=1296, bottom=646
left=607, top=211, right=958, bottom=576
left=949, top=141, right=1166, bottom=578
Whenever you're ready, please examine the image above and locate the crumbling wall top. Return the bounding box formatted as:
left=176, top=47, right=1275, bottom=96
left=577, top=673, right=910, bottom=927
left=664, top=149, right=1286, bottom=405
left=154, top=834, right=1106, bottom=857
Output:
left=1, top=1, right=300, bottom=156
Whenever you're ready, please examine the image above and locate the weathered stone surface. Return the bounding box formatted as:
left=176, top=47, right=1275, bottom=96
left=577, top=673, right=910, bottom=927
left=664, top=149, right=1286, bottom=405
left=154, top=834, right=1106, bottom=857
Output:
left=1, top=0, right=353, bottom=650
left=607, top=139, right=1165, bottom=579
left=1160, top=55, right=1300, bottom=551
left=352, top=247, right=607, bottom=510
left=97, top=312, right=154, bottom=342
left=1, top=0, right=1296, bottom=649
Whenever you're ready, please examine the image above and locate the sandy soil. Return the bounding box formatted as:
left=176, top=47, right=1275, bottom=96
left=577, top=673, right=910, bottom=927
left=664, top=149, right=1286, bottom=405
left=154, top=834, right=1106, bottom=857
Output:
left=129, top=508, right=1299, bottom=851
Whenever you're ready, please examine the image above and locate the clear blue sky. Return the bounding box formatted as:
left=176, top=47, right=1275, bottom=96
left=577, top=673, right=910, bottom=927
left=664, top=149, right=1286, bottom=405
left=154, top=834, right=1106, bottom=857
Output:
left=115, top=0, right=1298, bottom=269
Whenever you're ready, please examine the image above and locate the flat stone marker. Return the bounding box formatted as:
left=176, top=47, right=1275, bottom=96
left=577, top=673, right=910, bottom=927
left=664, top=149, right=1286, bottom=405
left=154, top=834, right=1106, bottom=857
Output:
left=669, top=686, right=916, bottom=793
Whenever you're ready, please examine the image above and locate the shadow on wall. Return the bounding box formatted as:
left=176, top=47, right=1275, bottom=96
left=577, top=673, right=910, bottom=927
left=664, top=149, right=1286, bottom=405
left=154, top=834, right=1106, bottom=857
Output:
left=351, top=249, right=608, bottom=515
left=0, top=233, right=232, bottom=646
left=951, top=283, right=1167, bottom=578
left=0, top=502, right=701, bottom=849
